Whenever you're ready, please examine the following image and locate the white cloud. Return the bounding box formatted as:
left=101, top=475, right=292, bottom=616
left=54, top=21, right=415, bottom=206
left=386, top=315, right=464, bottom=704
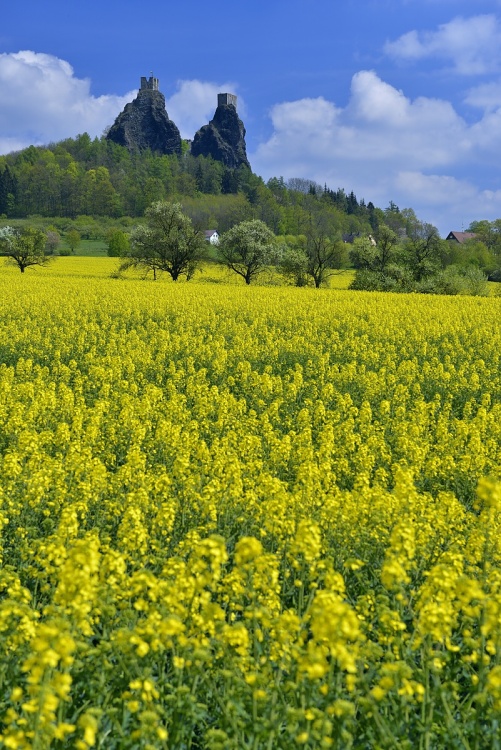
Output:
left=348, top=73, right=408, bottom=125
left=394, top=171, right=501, bottom=232
left=0, top=136, right=33, bottom=154
left=384, top=15, right=501, bottom=75
left=165, top=80, right=242, bottom=139
left=0, top=51, right=242, bottom=151
left=252, top=70, right=468, bottom=177
left=250, top=69, right=501, bottom=235
left=268, top=97, right=339, bottom=133
left=395, top=171, right=478, bottom=206
left=347, top=71, right=466, bottom=166
left=469, top=107, right=501, bottom=152
left=464, top=80, right=501, bottom=111
left=3, top=48, right=501, bottom=235
left=0, top=51, right=135, bottom=150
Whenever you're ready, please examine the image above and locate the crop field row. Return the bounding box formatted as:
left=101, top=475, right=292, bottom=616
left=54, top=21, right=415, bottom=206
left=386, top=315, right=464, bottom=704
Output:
left=0, top=261, right=500, bottom=748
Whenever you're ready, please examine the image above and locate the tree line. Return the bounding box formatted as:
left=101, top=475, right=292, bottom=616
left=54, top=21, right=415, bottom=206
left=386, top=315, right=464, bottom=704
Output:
left=0, top=134, right=376, bottom=241
left=110, top=201, right=348, bottom=288
left=1, top=134, right=500, bottom=293
left=349, top=206, right=501, bottom=294
left=2, top=200, right=499, bottom=297
left=114, top=203, right=501, bottom=293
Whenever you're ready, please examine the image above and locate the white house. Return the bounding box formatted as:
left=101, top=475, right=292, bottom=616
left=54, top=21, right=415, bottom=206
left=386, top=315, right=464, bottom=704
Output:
left=204, top=230, right=219, bottom=245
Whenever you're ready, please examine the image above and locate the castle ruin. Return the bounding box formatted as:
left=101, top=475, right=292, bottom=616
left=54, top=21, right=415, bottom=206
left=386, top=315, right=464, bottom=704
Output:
left=106, top=75, right=181, bottom=155
left=191, top=92, right=249, bottom=168
left=107, top=78, right=248, bottom=167
left=140, top=75, right=159, bottom=91
left=218, top=93, right=237, bottom=109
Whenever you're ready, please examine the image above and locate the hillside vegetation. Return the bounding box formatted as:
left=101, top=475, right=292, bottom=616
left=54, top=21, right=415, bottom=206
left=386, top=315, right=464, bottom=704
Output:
left=1, top=136, right=501, bottom=292
left=0, top=134, right=376, bottom=236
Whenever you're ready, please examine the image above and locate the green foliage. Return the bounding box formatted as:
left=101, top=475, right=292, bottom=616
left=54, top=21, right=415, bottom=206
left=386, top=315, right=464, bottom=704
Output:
left=181, top=193, right=253, bottom=233
left=461, top=266, right=490, bottom=296
left=351, top=259, right=489, bottom=297
left=218, top=219, right=277, bottom=284
left=350, top=226, right=398, bottom=274
left=278, top=238, right=309, bottom=286
left=466, top=220, right=501, bottom=280
left=0, top=225, right=53, bottom=273
left=106, top=228, right=130, bottom=257
left=303, top=207, right=348, bottom=287
left=349, top=264, right=415, bottom=293
left=350, top=213, right=493, bottom=297
left=401, top=220, right=443, bottom=281
left=65, top=229, right=81, bottom=253
left=0, top=165, right=17, bottom=215
left=468, top=218, right=501, bottom=254
left=120, top=201, right=207, bottom=281
left=45, top=229, right=61, bottom=255
left=416, top=266, right=489, bottom=296
left=1, top=138, right=377, bottom=245
left=184, top=154, right=225, bottom=195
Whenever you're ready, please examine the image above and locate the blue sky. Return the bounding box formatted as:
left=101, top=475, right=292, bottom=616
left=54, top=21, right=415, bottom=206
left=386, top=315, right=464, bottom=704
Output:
left=2, top=0, right=501, bottom=235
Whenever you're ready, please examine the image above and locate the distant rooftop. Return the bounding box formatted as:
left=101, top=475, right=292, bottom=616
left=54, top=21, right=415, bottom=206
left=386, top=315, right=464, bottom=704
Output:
left=446, top=231, right=477, bottom=243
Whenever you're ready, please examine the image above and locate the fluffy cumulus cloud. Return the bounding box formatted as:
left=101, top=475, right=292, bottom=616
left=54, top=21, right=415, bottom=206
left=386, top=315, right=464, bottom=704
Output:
left=0, top=51, right=135, bottom=151
left=165, top=80, right=241, bottom=140
left=465, top=80, right=501, bottom=111
left=250, top=69, right=501, bottom=235
left=0, top=51, right=241, bottom=151
left=384, top=15, right=501, bottom=75
left=252, top=70, right=468, bottom=185
left=4, top=44, right=501, bottom=235
left=394, top=172, right=501, bottom=234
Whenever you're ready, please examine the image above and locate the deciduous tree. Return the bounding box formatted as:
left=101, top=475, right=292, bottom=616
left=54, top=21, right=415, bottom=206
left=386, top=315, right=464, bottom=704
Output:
left=304, top=212, right=346, bottom=287
left=402, top=220, right=442, bottom=281
left=45, top=229, right=61, bottom=255
left=279, top=237, right=309, bottom=286
left=0, top=226, right=53, bottom=273
left=350, top=225, right=398, bottom=274
left=106, top=229, right=130, bottom=257
left=66, top=229, right=81, bottom=254
left=120, top=201, right=207, bottom=281
left=218, top=219, right=276, bottom=284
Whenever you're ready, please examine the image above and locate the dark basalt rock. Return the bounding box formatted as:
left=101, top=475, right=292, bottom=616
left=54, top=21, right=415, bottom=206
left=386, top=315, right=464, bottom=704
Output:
left=191, top=101, right=250, bottom=169
left=106, top=83, right=181, bottom=156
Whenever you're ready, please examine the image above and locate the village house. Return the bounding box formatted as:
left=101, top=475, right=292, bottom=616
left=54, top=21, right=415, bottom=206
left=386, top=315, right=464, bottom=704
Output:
left=446, top=231, right=477, bottom=243
left=204, top=230, right=219, bottom=245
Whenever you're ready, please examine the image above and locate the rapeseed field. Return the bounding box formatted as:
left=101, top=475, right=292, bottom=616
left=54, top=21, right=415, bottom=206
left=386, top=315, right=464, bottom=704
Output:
left=0, top=259, right=500, bottom=748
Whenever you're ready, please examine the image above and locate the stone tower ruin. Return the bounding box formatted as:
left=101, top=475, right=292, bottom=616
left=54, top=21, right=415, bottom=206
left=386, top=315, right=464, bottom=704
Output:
left=140, top=75, right=159, bottom=91
left=217, top=93, right=238, bottom=109
left=106, top=75, right=181, bottom=155
left=191, top=92, right=249, bottom=168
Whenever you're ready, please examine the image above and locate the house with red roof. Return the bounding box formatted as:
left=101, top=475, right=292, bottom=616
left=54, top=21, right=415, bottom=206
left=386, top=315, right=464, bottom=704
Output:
left=445, top=231, right=477, bottom=243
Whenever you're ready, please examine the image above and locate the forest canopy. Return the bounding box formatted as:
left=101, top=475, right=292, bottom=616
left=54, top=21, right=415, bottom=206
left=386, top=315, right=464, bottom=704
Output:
left=1, top=133, right=500, bottom=292
left=0, top=133, right=379, bottom=240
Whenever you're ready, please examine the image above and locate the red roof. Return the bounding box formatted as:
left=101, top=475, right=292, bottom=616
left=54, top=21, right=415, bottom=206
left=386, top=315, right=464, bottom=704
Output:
left=446, top=231, right=477, bottom=243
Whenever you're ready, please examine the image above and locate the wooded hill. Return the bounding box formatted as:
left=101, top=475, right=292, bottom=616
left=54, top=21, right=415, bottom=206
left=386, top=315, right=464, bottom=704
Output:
left=0, top=133, right=381, bottom=237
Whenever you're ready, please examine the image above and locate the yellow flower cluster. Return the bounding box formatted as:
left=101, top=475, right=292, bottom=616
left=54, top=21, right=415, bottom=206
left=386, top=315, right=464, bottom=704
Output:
left=0, top=261, right=500, bottom=747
